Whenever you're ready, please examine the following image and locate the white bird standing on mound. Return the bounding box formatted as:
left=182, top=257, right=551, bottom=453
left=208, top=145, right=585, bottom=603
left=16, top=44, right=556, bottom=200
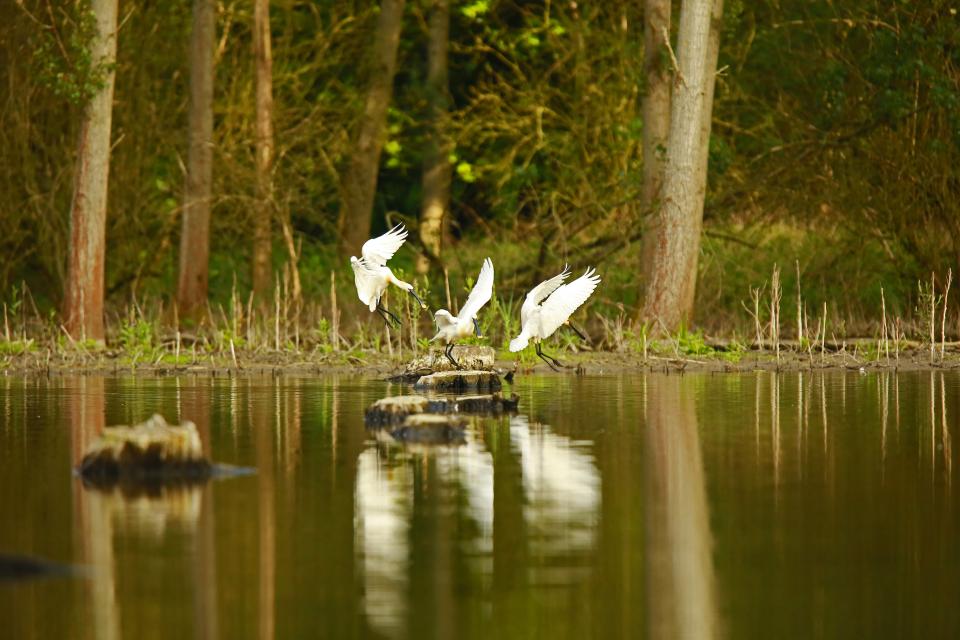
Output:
left=350, top=224, right=427, bottom=326
left=431, top=258, right=494, bottom=369
left=509, top=265, right=601, bottom=370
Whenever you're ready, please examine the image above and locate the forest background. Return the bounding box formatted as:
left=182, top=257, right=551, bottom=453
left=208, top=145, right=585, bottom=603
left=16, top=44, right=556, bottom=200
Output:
left=1, top=0, right=959, bottom=354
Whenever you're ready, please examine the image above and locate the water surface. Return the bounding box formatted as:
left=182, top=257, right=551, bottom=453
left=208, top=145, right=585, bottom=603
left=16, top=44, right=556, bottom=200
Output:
left=1, top=371, right=958, bottom=638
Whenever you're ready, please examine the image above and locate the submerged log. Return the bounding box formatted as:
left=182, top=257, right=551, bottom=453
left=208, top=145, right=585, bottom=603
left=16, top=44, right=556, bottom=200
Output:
left=78, top=414, right=212, bottom=488
left=378, top=414, right=467, bottom=445
left=365, top=392, right=519, bottom=425
left=413, top=370, right=502, bottom=392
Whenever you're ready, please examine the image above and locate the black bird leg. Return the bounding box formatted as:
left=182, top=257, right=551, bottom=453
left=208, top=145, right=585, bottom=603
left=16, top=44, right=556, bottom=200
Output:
left=567, top=321, right=588, bottom=342
left=376, top=304, right=402, bottom=328
left=535, top=343, right=564, bottom=371
left=444, top=343, right=461, bottom=369
left=472, top=317, right=483, bottom=338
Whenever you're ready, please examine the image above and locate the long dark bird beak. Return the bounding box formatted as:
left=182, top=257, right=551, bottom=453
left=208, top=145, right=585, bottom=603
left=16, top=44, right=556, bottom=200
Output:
left=568, top=321, right=587, bottom=341
left=409, top=288, right=427, bottom=310
left=473, top=317, right=483, bottom=338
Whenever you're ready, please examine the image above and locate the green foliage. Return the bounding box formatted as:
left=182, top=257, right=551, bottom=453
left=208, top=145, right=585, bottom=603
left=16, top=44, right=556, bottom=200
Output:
left=118, top=316, right=159, bottom=360
left=2, top=0, right=959, bottom=340
left=34, top=0, right=113, bottom=106
left=676, top=328, right=715, bottom=357
left=0, top=339, right=34, bottom=356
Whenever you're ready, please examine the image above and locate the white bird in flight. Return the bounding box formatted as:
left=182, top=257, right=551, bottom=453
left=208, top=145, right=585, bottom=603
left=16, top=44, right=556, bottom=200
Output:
left=431, top=258, right=494, bottom=368
left=350, top=224, right=426, bottom=326
left=509, top=265, right=600, bottom=370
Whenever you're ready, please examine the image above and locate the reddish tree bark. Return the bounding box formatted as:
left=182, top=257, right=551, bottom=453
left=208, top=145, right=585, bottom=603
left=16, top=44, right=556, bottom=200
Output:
left=638, top=0, right=672, bottom=310
left=177, top=0, right=216, bottom=322
left=337, top=0, right=406, bottom=257
left=252, top=0, right=275, bottom=301
left=63, top=0, right=119, bottom=342
left=641, top=0, right=720, bottom=330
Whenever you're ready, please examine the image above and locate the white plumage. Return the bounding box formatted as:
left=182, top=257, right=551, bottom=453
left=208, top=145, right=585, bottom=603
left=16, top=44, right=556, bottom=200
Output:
left=349, top=224, right=426, bottom=323
left=509, top=266, right=600, bottom=367
left=432, top=258, right=494, bottom=367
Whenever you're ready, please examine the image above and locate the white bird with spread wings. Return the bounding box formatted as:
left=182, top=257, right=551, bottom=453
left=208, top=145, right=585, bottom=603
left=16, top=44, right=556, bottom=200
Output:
left=509, top=265, right=600, bottom=370
left=350, top=224, right=427, bottom=326
left=431, top=258, right=494, bottom=368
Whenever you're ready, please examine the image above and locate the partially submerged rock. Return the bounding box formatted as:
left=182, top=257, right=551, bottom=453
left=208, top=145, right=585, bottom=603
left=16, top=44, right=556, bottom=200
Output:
left=408, top=345, right=495, bottom=372
left=388, top=345, right=497, bottom=382
left=78, top=414, right=212, bottom=488
left=365, top=395, right=431, bottom=425
left=414, top=370, right=502, bottom=393
left=365, top=393, right=518, bottom=426
left=377, top=414, right=467, bottom=445
left=453, top=393, right=519, bottom=413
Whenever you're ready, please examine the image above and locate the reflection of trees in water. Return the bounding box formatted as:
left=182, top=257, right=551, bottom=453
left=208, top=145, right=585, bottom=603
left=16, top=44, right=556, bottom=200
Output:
left=67, top=376, right=219, bottom=640
left=645, top=374, right=718, bottom=640
left=353, top=413, right=602, bottom=638
left=509, top=414, right=600, bottom=565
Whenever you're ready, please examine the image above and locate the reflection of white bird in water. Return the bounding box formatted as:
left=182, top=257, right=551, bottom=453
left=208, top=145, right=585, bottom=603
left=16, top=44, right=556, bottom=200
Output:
left=509, top=266, right=600, bottom=370
left=350, top=224, right=427, bottom=327
left=431, top=258, right=494, bottom=368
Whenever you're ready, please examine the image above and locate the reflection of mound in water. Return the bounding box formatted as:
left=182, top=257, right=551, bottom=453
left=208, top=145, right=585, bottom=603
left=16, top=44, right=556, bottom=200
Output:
left=86, top=483, right=205, bottom=538
left=77, top=414, right=252, bottom=495
left=365, top=393, right=519, bottom=425
left=365, top=393, right=519, bottom=446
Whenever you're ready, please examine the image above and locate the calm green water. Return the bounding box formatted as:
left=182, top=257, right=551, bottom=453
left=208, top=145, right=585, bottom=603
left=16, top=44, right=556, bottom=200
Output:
left=1, top=371, right=958, bottom=639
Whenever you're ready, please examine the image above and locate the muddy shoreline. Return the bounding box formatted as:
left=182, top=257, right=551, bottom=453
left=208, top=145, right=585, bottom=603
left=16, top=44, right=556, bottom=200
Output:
left=4, top=346, right=960, bottom=378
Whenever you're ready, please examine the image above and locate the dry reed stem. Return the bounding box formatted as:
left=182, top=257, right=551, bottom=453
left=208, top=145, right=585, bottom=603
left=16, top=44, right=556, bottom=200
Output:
left=330, top=271, right=339, bottom=351
left=274, top=272, right=281, bottom=351
left=880, top=286, right=889, bottom=364
left=771, top=265, right=782, bottom=364
left=941, top=268, right=951, bottom=362
left=795, top=260, right=803, bottom=343
left=929, top=272, right=936, bottom=364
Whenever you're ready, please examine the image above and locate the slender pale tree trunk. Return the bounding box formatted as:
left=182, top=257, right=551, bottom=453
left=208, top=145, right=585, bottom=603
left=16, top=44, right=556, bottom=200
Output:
left=680, top=0, right=724, bottom=314
left=177, top=0, right=216, bottom=322
left=252, top=0, right=274, bottom=301
left=641, top=0, right=718, bottom=330
left=638, top=0, right=672, bottom=305
left=416, top=0, right=451, bottom=274
left=337, top=0, right=406, bottom=257
left=63, top=0, right=118, bottom=343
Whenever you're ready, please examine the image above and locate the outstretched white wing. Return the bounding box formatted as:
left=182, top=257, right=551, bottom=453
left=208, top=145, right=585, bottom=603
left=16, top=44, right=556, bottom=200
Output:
left=459, top=258, right=494, bottom=321
left=520, top=265, right=570, bottom=326
left=351, top=257, right=382, bottom=310
left=361, top=224, right=408, bottom=267
left=538, top=267, right=601, bottom=338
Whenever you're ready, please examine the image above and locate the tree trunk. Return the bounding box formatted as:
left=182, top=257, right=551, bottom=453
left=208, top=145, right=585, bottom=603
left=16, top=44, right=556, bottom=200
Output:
left=641, top=0, right=718, bottom=331
left=638, top=0, right=672, bottom=312
left=63, top=0, right=119, bottom=343
left=416, top=0, right=452, bottom=274
left=252, top=0, right=274, bottom=302
left=177, top=0, right=216, bottom=322
left=680, top=0, right=724, bottom=315
left=337, top=0, right=406, bottom=257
